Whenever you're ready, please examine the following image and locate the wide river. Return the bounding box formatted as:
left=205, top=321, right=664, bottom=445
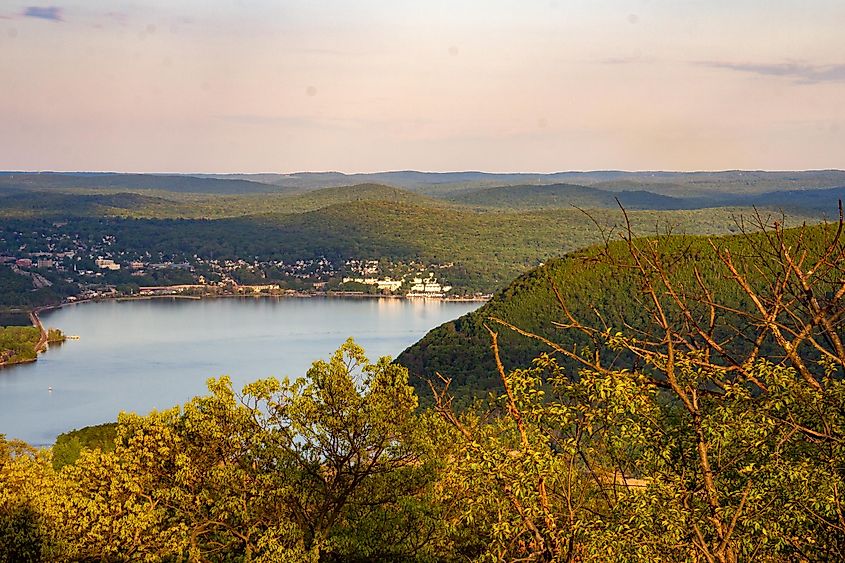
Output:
left=0, top=297, right=481, bottom=446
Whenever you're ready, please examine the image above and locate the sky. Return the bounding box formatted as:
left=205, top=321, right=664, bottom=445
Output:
left=1, top=0, right=843, bottom=173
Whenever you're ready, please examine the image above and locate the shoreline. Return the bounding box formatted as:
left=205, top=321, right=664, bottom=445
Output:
left=5, top=290, right=488, bottom=368
left=2, top=287, right=486, bottom=370
left=36, top=290, right=490, bottom=317
left=0, top=356, right=37, bottom=369
left=0, top=312, right=49, bottom=368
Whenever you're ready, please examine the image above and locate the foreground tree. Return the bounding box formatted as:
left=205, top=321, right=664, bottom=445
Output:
left=0, top=437, right=65, bottom=562
left=2, top=339, right=442, bottom=562
left=433, top=208, right=845, bottom=562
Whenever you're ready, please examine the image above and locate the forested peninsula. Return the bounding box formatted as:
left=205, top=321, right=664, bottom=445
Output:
left=0, top=317, right=63, bottom=368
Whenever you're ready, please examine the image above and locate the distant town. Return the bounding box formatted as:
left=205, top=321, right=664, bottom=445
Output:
left=0, top=222, right=491, bottom=305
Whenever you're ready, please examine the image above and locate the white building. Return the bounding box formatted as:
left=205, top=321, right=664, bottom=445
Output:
left=95, top=258, right=120, bottom=271
left=408, top=276, right=452, bottom=296
left=342, top=277, right=404, bottom=292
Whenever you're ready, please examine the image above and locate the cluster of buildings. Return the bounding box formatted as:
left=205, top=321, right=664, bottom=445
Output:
left=1, top=223, right=472, bottom=300
left=341, top=273, right=453, bottom=297
left=2, top=254, right=69, bottom=272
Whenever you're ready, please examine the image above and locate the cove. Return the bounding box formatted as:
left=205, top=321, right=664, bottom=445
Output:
left=0, top=297, right=481, bottom=446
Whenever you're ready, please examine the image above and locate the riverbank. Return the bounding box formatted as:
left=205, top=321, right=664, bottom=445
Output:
left=3, top=290, right=487, bottom=368
left=0, top=321, right=44, bottom=368
left=0, top=355, right=37, bottom=368
left=39, top=289, right=490, bottom=315
left=0, top=307, right=68, bottom=368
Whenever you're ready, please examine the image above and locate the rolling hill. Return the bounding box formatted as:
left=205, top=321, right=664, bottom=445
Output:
left=395, top=219, right=843, bottom=398
left=4, top=194, right=815, bottom=294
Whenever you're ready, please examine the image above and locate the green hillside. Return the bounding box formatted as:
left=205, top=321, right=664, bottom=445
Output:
left=731, top=185, right=845, bottom=213
left=445, top=182, right=845, bottom=213
left=0, top=183, right=449, bottom=220
left=1, top=187, right=826, bottom=294
left=257, top=183, right=449, bottom=214
left=396, top=219, right=843, bottom=398
left=8, top=203, right=807, bottom=293
left=0, top=325, right=41, bottom=365
left=0, top=191, right=185, bottom=218
left=570, top=169, right=845, bottom=196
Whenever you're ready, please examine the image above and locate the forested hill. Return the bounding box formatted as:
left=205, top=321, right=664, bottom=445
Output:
left=442, top=182, right=845, bottom=212
left=396, top=219, right=842, bottom=399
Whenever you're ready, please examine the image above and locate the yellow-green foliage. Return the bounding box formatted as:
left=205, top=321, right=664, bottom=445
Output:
left=0, top=326, right=40, bottom=364
left=46, top=329, right=64, bottom=344
left=3, top=343, right=845, bottom=561
left=2, top=340, right=444, bottom=562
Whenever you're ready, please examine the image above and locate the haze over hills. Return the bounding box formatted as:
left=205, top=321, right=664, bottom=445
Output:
left=5, top=169, right=845, bottom=198
left=197, top=169, right=845, bottom=197
left=0, top=172, right=288, bottom=196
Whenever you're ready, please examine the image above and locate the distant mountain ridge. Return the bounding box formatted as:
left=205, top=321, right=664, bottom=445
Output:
left=4, top=169, right=845, bottom=198
left=0, top=172, right=287, bottom=195
left=197, top=169, right=845, bottom=196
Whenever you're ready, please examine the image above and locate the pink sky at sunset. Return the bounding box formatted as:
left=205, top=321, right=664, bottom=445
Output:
left=1, top=0, right=843, bottom=173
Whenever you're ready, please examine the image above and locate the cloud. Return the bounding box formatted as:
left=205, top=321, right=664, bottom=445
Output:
left=22, top=6, right=63, bottom=22
left=697, top=61, right=845, bottom=84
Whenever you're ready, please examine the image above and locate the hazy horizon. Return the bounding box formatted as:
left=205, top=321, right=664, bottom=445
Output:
left=3, top=168, right=845, bottom=176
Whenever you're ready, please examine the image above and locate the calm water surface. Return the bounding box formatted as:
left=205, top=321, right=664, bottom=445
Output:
left=0, top=297, right=481, bottom=446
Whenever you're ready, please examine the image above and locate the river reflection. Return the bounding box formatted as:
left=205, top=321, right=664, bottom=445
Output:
left=0, top=297, right=481, bottom=446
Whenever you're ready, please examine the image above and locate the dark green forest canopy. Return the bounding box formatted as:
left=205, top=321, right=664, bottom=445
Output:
left=51, top=424, right=117, bottom=471
left=0, top=326, right=40, bottom=365
left=0, top=267, right=74, bottom=312
left=396, top=219, right=845, bottom=399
